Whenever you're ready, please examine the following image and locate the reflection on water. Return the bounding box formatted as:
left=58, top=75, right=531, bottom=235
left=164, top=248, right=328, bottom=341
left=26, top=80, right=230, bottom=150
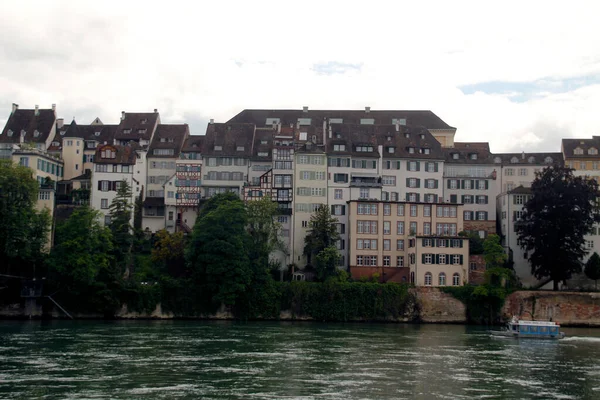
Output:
left=0, top=321, right=599, bottom=399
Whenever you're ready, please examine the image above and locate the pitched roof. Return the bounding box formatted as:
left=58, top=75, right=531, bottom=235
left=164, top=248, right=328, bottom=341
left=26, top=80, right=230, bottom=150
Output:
left=493, top=152, right=564, bottom=166
left=202, top=123, right=255, bottom=157
left=227, top=109, right=455, bottom=130
left=252, top=130, right=273, bottom=161
left=562, top=137, right=600, bottom=159
left=61, top=120, right=118, bottom=144
left=443, top=142, right=495, bottom=164
left=0, top=107, right=56, bottom=144
left=508, top=185, right=532, bottom=195
left=147, top=124, right=189, bottom=158
left=181, top=135, right=204, bottom=153
left=94, top=143, right=139, bottom=165
left=114, top=111, right=160, bottom=141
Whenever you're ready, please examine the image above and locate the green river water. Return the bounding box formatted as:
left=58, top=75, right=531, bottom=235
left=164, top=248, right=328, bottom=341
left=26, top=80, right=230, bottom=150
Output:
left=1, top=321, right=599, bottom=399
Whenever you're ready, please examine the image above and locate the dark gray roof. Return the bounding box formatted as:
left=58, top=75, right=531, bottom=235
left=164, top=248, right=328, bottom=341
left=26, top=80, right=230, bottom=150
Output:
left=114, top=111, right=159, bottom=141
left=562, top=137, right=600, bottom=159
left=0, top=107, right=56, bottom=144
left=148, top=124, right=189, bottom=158
left=202, top=123, right=255, bottom=157
left=493, top=152, right=564, bottom=166
left=94, top=143, right=139, bottom=165
left=444, top=142, right=495, bottom=164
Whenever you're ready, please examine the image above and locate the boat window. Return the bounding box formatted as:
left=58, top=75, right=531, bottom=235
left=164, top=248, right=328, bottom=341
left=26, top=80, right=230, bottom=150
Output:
left=521, top=326, right=528, bottom=332
left=540, top=326, right=547, bottom=333
left=531, top=326, right=538, bottom=332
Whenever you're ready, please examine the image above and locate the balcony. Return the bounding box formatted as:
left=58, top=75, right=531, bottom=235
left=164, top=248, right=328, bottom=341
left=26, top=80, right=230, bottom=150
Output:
left=350, top=176, right=382, bottom=188
left=277, top=208, right=293, bottom=215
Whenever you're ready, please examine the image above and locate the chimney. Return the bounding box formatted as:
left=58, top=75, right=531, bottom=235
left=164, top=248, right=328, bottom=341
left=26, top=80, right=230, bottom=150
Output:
left=303, top=106, right=308, bottom=113
left=209, top=119, right=214, bottom=124
left=365, top=106, right=371, bottom=113
left=35, top=105, right=39, bottom=116
left=121, top=111, right=125, bottom=121
left=56, top=118, right=64, bottom=129
left=522, top=151, right=525, bottom=160
left=277, top=122, right=281, bottom=133
left=12, top=103, right=18, bottom=113
left=52, top=104, right=56, bottom=112
left=154, top=108, right=158, bottom=113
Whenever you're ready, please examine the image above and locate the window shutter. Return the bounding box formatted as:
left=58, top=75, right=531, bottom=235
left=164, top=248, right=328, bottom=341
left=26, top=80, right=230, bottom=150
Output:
left=459, top=240, right=464, bottom=248
left=461, top=180, right=465, bottom=189
left=416, top=194, right=420, bottom=202
left=435, top=254, right=440, bottom=264
left=460, top=255, right=464, bottom=264
left=471, top=180, right=475, bottom=189
left=445, top=240, right=450, bottom=248
left=371, top=160, right=376, bottom=169
left=461, top=195, right=465, bottom=203
left=416, top=179, right=421, bottom=188
left=434, top=163, right=439, bottom=172
left=447, top=180, right=451, bottom=189
left=484, top=211, right=488, bottom=220
left=406, top=178, right=410, bottom=187
left=416, top=162, right=420, bottom=171
left=485, top=180, right=489, bottom=190
left=424, top=163, right=429, bottom=172
left=98, top=181, right=102, bottom=190
left=342, top=205, right=346, bottom=215
left=434, top=180, right=439, bottom=189
left=449, top=240, right=454, bottom=248
left=331, top=205, right=335, bottom=214
left=484, top=196, right=488, bottom=204
left=422, top=254, right=426, bottom=263
left=513, top=196, right=517, bottom=205
left=112, top=181, right=117, bottom=191
left=450, top=194, right=457, bottom=203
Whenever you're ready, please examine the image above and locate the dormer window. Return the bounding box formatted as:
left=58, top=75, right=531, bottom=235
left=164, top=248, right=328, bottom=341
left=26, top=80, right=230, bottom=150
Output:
left=137, top=129, right=146, bottom=134
left=140, top=118, right=147, bottom=124
left=387, top=147, right=395, bottom=153
left=589, top=148, right=598, bottom=155
left=335, top=133, right=342, bottom=139
left=470, top=153, right=477, bottom=160
left=298, top=118, right=311, bottom=125
left=7, top=129, right=13, bottom=137
left=424, top=148, right=430, bottom=155
left=258, top=151, right=269, bottom=157
left=214, top=145, right=222, bottom=151
left=101, top=148, right=116, bottom=159
left=494, top=157, right=502, bottom=164
left=574, top=147, right=583, bottom=155
left=168, top=138, right=174, bottom=143
left=409, top=147, right=415, bottom=154
left=334, top=144, right=346, bottom=151
left=95, top=131, right=101, bottom=137
left=20, top=130, right=26, bottom=137
left=236, top=146, right=245, bottom=151
left=356, top=145, right=373, bottom=152
left=511, top=157, right=519, bottom=163
left=60, top=130, right=66, bottom=136
left=299, top=132, right=307, bottom=141
left=528, top=156, right=535, bottom=163
left=52, top=141, right=59, bottom=147
left=360, top=118, right=374, bottom=125
left=420, top=134, right=425, bottom=139
left=405, top=133, right=410, bottom=138
left=160, top=138, right=166, bottom=143
left=33, top=130, right=40, bottom=138
left=544, top=156, right=553, bottom=164
left=452, top=153, right=459, bottom=160
left=386, top=136, right=392, bottom=141
left=260, top=140, right=268, bottom=145
left=123, top=129, right=131, bottom=134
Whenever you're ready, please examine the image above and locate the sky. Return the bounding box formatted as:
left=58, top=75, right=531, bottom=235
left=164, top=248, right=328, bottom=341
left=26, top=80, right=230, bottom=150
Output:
left=1, top=0, right=599, bottom=153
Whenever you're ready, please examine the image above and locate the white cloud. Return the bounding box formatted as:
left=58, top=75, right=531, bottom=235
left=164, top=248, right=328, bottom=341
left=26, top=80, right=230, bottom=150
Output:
left=1, top=0, right=600, bottom=151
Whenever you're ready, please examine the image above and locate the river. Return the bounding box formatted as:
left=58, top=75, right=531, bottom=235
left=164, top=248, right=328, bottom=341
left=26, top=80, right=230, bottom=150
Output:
left=1, top=321, right=599, bottom=399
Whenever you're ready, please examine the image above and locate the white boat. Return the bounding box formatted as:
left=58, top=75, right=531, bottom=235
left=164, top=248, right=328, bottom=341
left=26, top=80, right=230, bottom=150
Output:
left=490, top=316, right=565, bottom=339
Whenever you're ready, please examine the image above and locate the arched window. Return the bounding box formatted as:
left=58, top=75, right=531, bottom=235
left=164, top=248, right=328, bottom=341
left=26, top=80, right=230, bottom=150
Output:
left=452, top=273, right=460, bottom=286
left=528, top=156, right=535, bottom=163
left=494, top=157, right=501, bottom=164
left=511, top=157, right=519, bottom=163
left=544, top=157, right=553, bottom=164
left=589, top=148, right=598, bottom=155
left=574, top=148, right=584, bottom=155
left=424, top=272, right=432, bottom=286
left=439, top=272, right=446, bottom=286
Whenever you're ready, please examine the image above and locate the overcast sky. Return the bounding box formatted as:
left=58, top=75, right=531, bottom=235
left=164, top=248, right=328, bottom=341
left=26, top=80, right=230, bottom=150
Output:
left=1, top=0, right=599, bottom=153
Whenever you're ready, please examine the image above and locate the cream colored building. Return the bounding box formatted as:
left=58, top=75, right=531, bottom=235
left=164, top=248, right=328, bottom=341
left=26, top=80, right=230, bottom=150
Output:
left=348, top=200, right=468, bottom=286
left=292, top=144, right=327, bottom=265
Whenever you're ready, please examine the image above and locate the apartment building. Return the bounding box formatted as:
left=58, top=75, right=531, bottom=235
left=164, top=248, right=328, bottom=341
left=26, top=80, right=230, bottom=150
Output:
left=143, top=124, right=189, bottom=232
left=443, top=142, right=500, bottom=237
left=91, top=144, right=146, bottom=226
left=113, top=111, right=160, bottom=147
left=165, top=136, right=204, bottom=234
left=348, top=200, right=468, bottom=286
left=201, top=123, right=254, bottom=198
left=562, top=136, right=600, bottom=180
left=0, top=104, right=57, bottom=159
left=495, top=152, right=563, bottom=193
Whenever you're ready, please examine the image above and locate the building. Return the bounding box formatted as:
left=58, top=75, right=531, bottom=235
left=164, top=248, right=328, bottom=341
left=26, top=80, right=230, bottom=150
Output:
left=0, top=104, right=57, bottom=159
left=348, top=200, right=468, bottom=286
left=443, top=142, right=500, bottom=237
left=562, top=136, right=600, bottom=180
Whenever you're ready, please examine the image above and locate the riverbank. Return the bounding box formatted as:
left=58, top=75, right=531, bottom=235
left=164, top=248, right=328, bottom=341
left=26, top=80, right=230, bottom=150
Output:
left=3, top=288, right=600, bottom=326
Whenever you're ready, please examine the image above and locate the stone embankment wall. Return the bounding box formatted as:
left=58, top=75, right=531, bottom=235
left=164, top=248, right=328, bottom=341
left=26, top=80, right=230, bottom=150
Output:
left=412, top=287, right=467, bottom=323
left=503, top=291, right=600, bottom=326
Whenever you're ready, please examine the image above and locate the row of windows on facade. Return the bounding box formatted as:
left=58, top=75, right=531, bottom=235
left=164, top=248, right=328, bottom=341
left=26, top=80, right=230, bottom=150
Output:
left=204, top=171, right=245, bottom=181
left=18, top=157, right=63, bottom=177
left=357, top=203, right=459, bottom=218
left=448, top=194, right=490, bottom=205
left=263, top=117, right=407, bottom=126
left=97, top=180, right=130, bottom=192
left=423, top=272, right=462, bottom=286
left=356, top=255, right=405, bottom=267
left=176, top=165, right=201, bottom=173
left=446, top=179, right=490, bottom=190
left=567, top=160, right=600, bottom=170
left=206, top=157, right=248, bottom=166
left=573, top=147, right=598, bottom=155
left=357, top=221, right=458, bottom=236
left=356, top=238, right=463, bottom=251
left=444, top=167, right=491, bottom=178
left=96, top=164, right=132, bottom=173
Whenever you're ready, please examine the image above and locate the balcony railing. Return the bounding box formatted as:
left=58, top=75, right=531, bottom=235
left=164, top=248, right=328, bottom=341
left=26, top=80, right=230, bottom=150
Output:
left=350, top=177, right=382, bottom=188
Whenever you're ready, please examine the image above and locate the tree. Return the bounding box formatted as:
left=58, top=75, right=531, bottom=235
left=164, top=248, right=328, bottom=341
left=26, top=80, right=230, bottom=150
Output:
left=109, top=180, right=133, bottom=273
left=516, top=166, right=599, bottom=290
left=0, top=160, right=51, bottom=277
left=483, top=234, right=507, bottom=269
left=186, top=194, right=251, bottom=307
left=304, top=205, right=340, bottom=279
left=246, top=196, right=284, bottom=273
left=315, top=246, right=342, bottom=281
left=151, top=230, right=187, bottom=278
left=459, top=231, right=484, bottom=255
left=48, top=207, right=114, bottom=302
left=585, top=252, right=600, bottom=290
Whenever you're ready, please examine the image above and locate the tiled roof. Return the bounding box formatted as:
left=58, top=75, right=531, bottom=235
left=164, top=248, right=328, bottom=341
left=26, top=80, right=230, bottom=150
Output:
left=202, top=123, right=255, bottom=157
left=114, top=111, right=159, bottom=141
left=61, top=120, right=118, bottom=144
left=562, top=137, right=600, bottom=159
left=444, top=142, right=495, bottom=164
left=0, top=107, right=56, bottom=144
left=181, top=135, right=204, bottom=153
left=252, top=130, right=273, bottom=161
left=493, top=152, right=564, bottom=166
left=508, top=185, right=532, bottom=195
left=227, top=109, right=455, bottom=130
left=148, top=124, right=189, bottom=158
left=94, top=143, right=139, bottom=165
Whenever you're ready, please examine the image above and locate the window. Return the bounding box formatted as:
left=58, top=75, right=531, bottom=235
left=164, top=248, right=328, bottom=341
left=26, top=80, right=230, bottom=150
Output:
left=423, top=205, right=431, bottom=217
left=104, top=215, right=111, bottom=225
left=397, top=221, right=404, bottom=235
left=383, top=240, right=391, bottom=251
left=477, top=195, right=488, bottom=204
left=333, top=173, right=348, bottom=183
left=470, top=262, right=477, bottom=271
left=439, top=254, right=447, bottom=264
left=423, top=222, right=431, bottom=235
left=453, top=273, right=460, bottom=286
left=424, top=254, right=433, bottom=264
left=574, top=147, right=584, bottom=155
left=408, top=178, right=418, bottom=188
left=383, top=204, right=391, bottom=216
left=396, top=240, right=404, bottom=250
left=302, top=221, right=308, bottom=228
left=357, top=203, right=378, bottom=215
left=424, top=272, right=432, bottom=286
left=101, top=181, right=109, bottom=192
left=19, top=157, right=29, bottom=167
left=214, top=145, right=222, bottom=151
left=359, top=188, right=370, bottom=199
left=408, top=161, right=418, bottom=171
left=383, top=221, right=391, bottom=235
left=333, top=144, right=346, bottom=151
left=383, top=256, right=391, bottom=266
left=410, top=222, right=417, bottom=235
left=38, top=191, right=50, bottom=200
left=518, top=168, right=528, bottom=176
left=357, top=239, right=377, bottom=250
left=101, top=199, right=108, bottom=209
left=382, top=176, right=396, bottom=186
left=464, top=180, right=471, bottom=190
left=397, top=204, right=405, bottom=216
left=397, top=256, right=404, bottom=267
left=505, top=168, right=515, bottom=176
left=450, top=180, right=458, bottom=189
left=426, top=179, right=436, bottom=189
left=439, top=273, right=446, bottom=286
left=587, top=241, right=594, bottom=249
left=410, top=205, right=418, bottom=217
left=334, top=189, right=343, bottom=200
left=477, top=211, right=486, bottom=220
